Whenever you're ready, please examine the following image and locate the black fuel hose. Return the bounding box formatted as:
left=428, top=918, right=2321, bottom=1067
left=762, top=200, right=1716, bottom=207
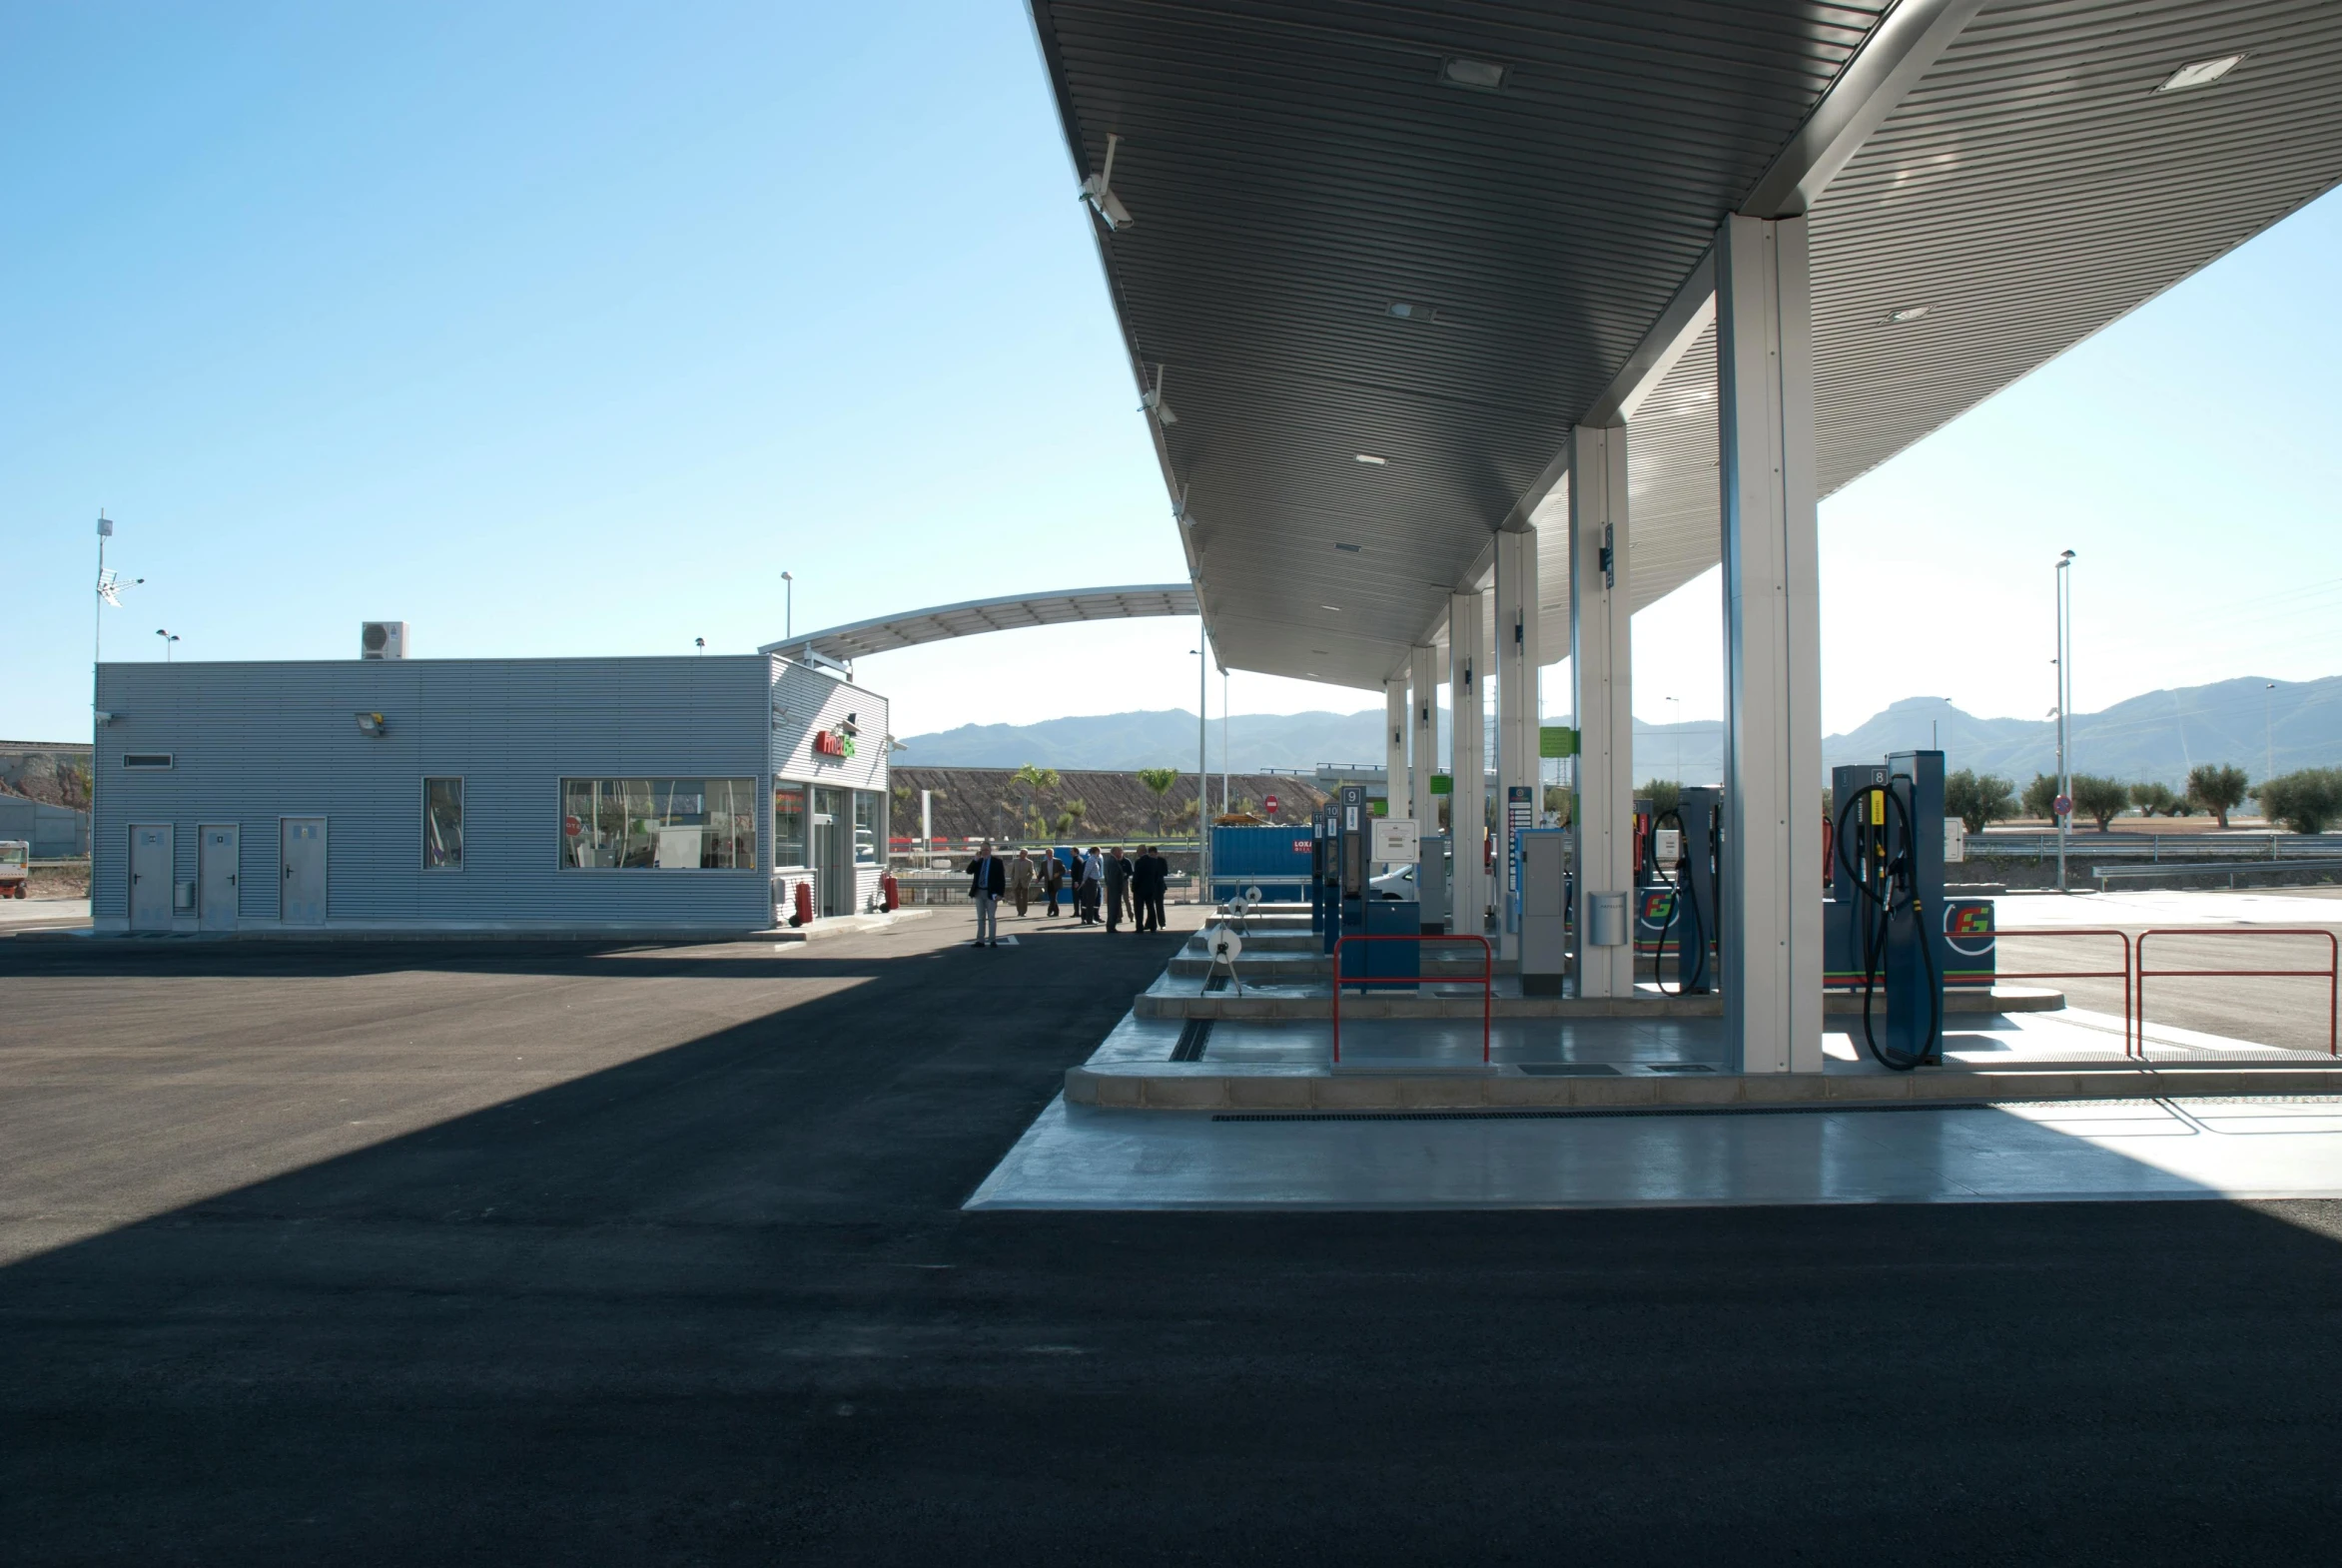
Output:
left=1648, top=808, right=1707, bottom=996
left=1834, top=784, right=1943, bottom=1072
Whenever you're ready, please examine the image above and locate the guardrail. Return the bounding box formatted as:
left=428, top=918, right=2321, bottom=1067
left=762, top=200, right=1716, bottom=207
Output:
left=1329, top=934, right=1493, bottom=1066
left=1987, top=927, right=2135, bottom=1057
left=2135, top=928, right=2339, bottom=1058
left=1969, top=832, right=2342, bottom=861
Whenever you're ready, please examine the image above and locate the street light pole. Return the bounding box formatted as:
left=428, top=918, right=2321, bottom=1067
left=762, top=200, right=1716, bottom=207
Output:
left=1193, top=632, right=1209, bottom=903
left=1666, top=695, right=1681, bottom=784
left=2265, top=681, right=2276, bottom=781
left=2055, top=549, right=2074, bottom=893
left=781, top=571, right=793, bottom=642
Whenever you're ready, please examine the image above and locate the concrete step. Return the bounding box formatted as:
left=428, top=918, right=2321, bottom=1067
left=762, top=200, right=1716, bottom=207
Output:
left=1134, top=988, right=2064, bottom=1022
left=1067, top=1057, right=2342, bottom=1113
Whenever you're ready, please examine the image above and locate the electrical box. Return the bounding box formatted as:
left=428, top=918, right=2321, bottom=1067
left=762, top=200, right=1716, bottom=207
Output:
left=1416, top=833, right=1450, bottom=934
left=1518, top=829, right=1569, bottom=995
left=1371, top=816, right=1419, bottom=864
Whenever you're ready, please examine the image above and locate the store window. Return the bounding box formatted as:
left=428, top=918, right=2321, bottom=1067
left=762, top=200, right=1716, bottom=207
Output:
left=560, top=778, right=757, bottom=870
left=853, top=790, right=880, bottom=866
left=422, top=778, right=464, bottom=870
left=774, top=784, right=807, bottom=868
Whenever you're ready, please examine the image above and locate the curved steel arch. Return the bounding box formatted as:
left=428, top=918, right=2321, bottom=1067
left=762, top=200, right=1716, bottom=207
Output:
left=759, top=583, right=1197, bottom=663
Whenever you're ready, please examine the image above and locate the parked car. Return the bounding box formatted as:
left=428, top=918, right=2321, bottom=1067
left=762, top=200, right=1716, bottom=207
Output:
left=0, top=840, right=27, bottom=899
left=1368, top=862, right=1416, bottom=900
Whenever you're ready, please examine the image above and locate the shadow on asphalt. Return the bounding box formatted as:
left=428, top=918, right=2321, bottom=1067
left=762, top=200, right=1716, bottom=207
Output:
left=7, top=917, right=2342, bottom=1563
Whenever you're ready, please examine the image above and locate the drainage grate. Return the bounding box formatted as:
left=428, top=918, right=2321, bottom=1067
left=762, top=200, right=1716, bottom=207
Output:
left=1171, top=1019, right=1214, bottom=1063
left=1203, top=974, right=1230, bottom=994
left=1517, top=1063, right=1620, bottom=1077
left=1645, top=1063, right=1718, bottom=1074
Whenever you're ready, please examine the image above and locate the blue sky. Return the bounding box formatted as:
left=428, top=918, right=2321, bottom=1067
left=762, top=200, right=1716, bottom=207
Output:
left=6, top=4, right=2338, bottom=745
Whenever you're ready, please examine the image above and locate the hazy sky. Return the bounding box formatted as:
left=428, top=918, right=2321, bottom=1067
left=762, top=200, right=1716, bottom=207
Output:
left=7, top=4, right=2338, bottom=744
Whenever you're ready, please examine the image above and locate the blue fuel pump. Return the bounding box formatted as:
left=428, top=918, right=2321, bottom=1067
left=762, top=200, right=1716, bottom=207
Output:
left=1832, top=751, right=1948, bottom=1070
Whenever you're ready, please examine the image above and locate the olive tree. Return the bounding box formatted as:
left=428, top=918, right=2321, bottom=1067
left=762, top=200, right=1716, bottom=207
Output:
left=2256, top=768, right=2342, bottom=835
left=1944, top=770, right=2016, bottom=835
left=2069, top=774, right=2129, bottom=832
left=2185, top=764, right=2251, bottom=830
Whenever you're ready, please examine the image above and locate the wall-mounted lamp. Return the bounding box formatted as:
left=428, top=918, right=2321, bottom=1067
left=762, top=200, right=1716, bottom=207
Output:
left=356, top=711, right=388, bottom=738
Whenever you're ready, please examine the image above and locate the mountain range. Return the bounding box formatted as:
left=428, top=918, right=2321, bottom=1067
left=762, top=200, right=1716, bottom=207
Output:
left=897, top=674, right=2342, bottom=789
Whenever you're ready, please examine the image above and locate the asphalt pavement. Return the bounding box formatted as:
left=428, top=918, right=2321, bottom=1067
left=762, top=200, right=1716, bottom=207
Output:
left=6, top=908, right=2342, bottom=1564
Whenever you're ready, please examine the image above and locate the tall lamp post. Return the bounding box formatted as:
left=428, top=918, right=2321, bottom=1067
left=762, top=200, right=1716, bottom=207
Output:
left=155, top=629, right=180, bottom=662
left=1665, top=695, right=1681, bottom=784
left=1192, top=633, right=1209, bottom=903
left=2265, top=681, right=2277, bottom=781
left=2054, top=549, right=2075, bottom=893
left=781, top=571, right=793, bottom=642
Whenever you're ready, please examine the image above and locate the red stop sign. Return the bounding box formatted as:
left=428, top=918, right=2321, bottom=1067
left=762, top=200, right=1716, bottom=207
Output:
left=563, top=815, right=582, bottom=837
left=1264, top=794, right=1279, bottom=813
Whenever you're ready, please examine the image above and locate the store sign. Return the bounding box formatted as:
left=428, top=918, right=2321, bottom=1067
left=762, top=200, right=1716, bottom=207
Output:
left=812, top=728, right=856, bottom=759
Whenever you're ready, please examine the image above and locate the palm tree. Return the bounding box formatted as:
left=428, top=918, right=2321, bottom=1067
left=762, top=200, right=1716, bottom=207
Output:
left=1136, top=766, right=1180, bottom=836
left=1011, top=763, right=1061, bottom=843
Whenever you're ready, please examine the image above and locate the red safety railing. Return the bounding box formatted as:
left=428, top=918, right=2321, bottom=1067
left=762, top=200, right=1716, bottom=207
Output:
left=1329, top=934, right=1494, bottom=1065
left=1985, top=927, right=2135, bottom=1058
left=2136, top=927, right=2340, bottom=1058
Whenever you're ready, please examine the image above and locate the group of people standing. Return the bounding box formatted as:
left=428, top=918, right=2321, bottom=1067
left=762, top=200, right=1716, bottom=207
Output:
left=964, top=843, right=1173, bottom=946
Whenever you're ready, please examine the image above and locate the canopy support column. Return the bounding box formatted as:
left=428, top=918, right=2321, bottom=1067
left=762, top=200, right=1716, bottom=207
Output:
left=1409, top=644, right=1439, bottom=832
left=1447, top=591, right=1485, bottom=939
left=1569, top=424, right=1634, bottom=999
left=1494, top=528, right=1540, bottom=959
left=1717, top=214, right=1826, bottom=1074
left=1383, top=680, right=1409, bottom=820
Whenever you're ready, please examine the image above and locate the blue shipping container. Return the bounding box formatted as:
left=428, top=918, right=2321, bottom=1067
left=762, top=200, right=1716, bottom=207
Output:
left=1209, top=824, right=1313, bottom=902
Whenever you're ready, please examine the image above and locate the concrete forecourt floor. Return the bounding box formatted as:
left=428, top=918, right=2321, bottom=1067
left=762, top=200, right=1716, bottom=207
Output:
left=8, top=896, right=2342, bottom=1563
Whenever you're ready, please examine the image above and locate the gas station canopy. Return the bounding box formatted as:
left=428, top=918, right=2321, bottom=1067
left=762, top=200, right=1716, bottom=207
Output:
left=1027, top=0, right=2342, bottom=689
left=761, top=583, right=1198, bottom=664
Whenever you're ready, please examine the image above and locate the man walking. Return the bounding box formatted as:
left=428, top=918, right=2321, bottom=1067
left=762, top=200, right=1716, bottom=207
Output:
left=1081, top=846, right=1105, bottom=924
left=1150, top=846, right=1172, bottom=931
left=1044, top=850, right=1065, bottom=917
left=1010, top=848, right=1035, bottom=918
left=968, top=840, right=1006, bottom=947
left=1105, top=846, right=1133, bottom=933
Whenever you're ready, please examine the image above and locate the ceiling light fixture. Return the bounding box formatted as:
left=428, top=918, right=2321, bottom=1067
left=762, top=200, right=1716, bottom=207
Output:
left=1441, top=57, right=1508, bottom=91
left=2157, top=54, right=2244, bottom=92
left=1334, top=541, right=1362, bottom=553
left=1320, top=604, right=1342, bottom=612
left=1354, top=453, right=1386, bottom=465
left=1888, top=305, right=1930, bottom=324
left=1081, top=132, right=1135, bottom=229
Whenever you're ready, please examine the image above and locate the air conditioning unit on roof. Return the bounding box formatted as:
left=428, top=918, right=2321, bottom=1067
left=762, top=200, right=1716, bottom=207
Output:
left=361, top=621, right=408, bottom=660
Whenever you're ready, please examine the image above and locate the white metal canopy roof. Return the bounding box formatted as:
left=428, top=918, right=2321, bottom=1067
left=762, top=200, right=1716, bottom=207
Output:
left=759, top=584, right=1198, bottom=663
left=1028, top=0, right=2342, bottom=690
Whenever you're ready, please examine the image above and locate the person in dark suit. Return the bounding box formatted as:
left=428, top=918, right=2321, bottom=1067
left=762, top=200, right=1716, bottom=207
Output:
left=1105, top=846, right=1134, bottom=932
left=1150, top=847, right=1171, bottom=930
left=968, top=841, right=1007, bottom=947
left=1043, top=851, right=1065, bottom=917
left=1131, top=845, right=1164, bottom=932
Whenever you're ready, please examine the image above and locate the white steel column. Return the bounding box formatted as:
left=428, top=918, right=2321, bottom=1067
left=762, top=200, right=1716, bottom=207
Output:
left=1494, top=528, right=1540, bottom=958
left=1717, top=213, right=1825, bottom=1075
left=1383, top=679, right=1408, bottom=821
left=1569, top=423, right=1634, bottom=999
left=1409, top=644, right=1439, bottom=831
left=1447, top=590, right=1485, bottom=937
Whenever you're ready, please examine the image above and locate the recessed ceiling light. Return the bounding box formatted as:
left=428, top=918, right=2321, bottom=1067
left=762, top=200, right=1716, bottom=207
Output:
left=1310, top=648, right=1331, bottom=655
left=1320, top=604, right=1342, bottom=612
left=1334, top=541, right=1362, bottom=553
left=1354, top=453, right=1386, bottom=465
left=1888, top=305, right=1930, bottom=324
left=2158, top=54, right=2244, bottom=92
left=1385, top=302, right=1440, bottom=322
left=1441, top=57, right=1508, bottom=91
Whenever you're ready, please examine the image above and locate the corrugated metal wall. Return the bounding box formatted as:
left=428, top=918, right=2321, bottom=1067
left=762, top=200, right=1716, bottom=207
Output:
left=769, top=659, right=891, bottom=917
left=91, top=656, right=776, bottom=932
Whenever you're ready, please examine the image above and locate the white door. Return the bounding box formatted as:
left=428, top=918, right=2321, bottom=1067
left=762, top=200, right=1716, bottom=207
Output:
left=199, top=824, right=240, bottom=931
left=129, top=824, right=174, bottom=931
left=281, top=818, right=328, bottom=925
